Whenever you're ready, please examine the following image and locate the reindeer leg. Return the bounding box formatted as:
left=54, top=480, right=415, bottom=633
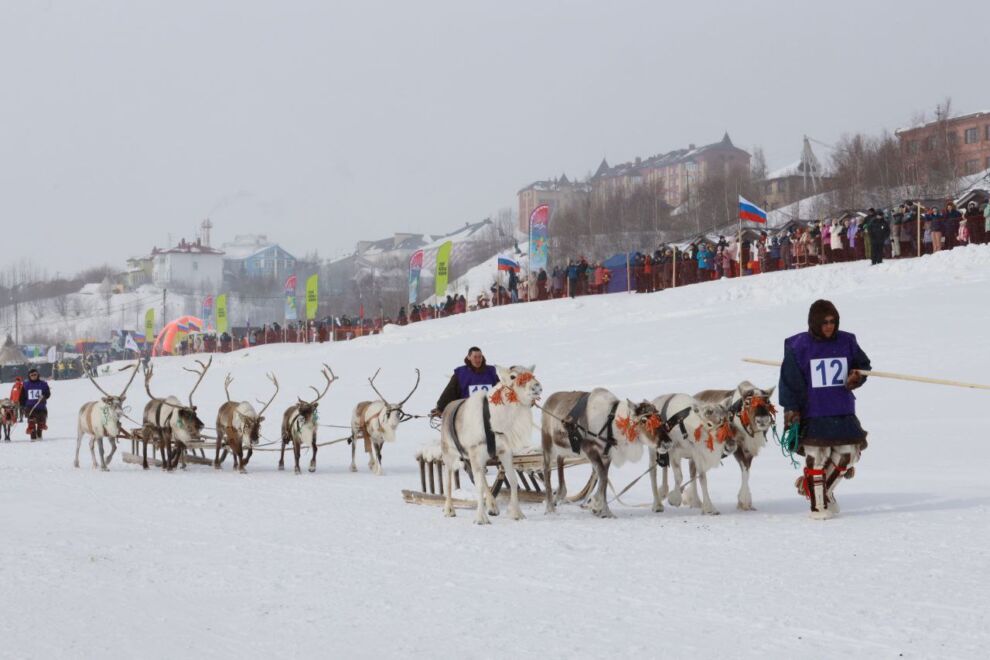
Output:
left=472, top=461, right=491, bottom=525
left=106, top=436, right=118, bottom=466
left=278, top=438, right=287, bottom=471
left=74, top=429, right=84, bottom=468
left=371, top=441, right=384, bottom=476
left=89, top=436, right=99, bottom=469
left=698, top=469, right=718, bottom=515
left=141, top=433, right=149, bottom=470
left=555, top=455, right=568, bottom=504
left=308, top=439, right=317, bottom=473
left=241, top=446, right=253, bottom=473
left=214, top=428, right=224, bottom=469
left=684, top=460, right=702, bottom=508
left=294, top=440, right=302, bottom=474
left=648, top=449, right=664, bottom=513
left=543, top=450, right=556, bottom=515
left=349, top=427, right=358, bottom=472
left=659, top=460, right=670, bottom=503
left=96, top=436, right=109, bottom=472
left=589, top=452, right=614, bottom=519
left=736, top=450, right=755, bottom=511
left=668, top=459, right=683, bottom=507
left=499, top=451, right=524, bottom=521
left=442, top=461, right=456, bottom=518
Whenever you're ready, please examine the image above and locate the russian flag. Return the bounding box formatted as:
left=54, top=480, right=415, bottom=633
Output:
left=739, top=195, right=768, bottom=224
left=497, top=256, right=520, bottom=272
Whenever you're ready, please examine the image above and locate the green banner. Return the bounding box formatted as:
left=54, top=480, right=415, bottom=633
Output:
left=305, top=274, right=319, bottom=320
left=144, top=309, right=155, bottom=344
left=434, top=241, right=452, bottom=298
left=216, top=294, right=228, bottom=334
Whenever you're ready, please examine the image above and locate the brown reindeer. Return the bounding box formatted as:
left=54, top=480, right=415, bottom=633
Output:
left=215, top=372, right=279, bottom=473
left=350, top=368, right=420, bottom=475
left=74, top=361, right=141, bottom=470
left=280, top=364, right=336, bottom=474
left=141, top=358, right=210, bottom=471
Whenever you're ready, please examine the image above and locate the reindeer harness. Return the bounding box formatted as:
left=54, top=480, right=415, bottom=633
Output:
left=563, top=393, right=619, bottom=456
left=446, top=397, right=497, bottom=460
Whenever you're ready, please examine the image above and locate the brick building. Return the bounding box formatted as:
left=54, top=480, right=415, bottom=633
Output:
left=516, top=174, right=590, bottom=233
left=896, top=110, right=990, bottom=176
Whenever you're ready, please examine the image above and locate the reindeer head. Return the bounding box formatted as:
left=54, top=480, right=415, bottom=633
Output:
left=621, top=400, right=673, bottom=453
left=691, top=401, right=736, bottom=456
left=88, top=361, right=140, bottom=430
left=173, top=406, right=206, bottom=443
left=735, top=384, right=776, bottom=433
left=491, top=365, right=541, bottom=406
left=368, top=368, right=420, bottom=441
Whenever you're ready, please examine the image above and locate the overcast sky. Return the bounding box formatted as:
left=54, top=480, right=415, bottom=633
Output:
left=2, top=0, right=985, bottom=274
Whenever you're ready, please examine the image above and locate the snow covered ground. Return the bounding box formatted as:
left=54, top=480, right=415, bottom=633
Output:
left=2, top=246, right=990, bottom=658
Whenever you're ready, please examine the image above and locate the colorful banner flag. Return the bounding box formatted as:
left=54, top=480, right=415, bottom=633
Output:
left=216, top=294, right=229, bottom=334
left=497, top=256, right=520, bottom=272
left=284, top=274, right=297, bottom=293
left=144, top=309, right=155, bottom=344
left=408, top=249, right=424, bottom=304
left=529, top=204, right=550, bottom=271
left=739, top=195, right=768, bottom=224
left=285, top=295, right=298, bottom=321
left=124, top=333, right=140, bottom=353
left=305, top=274, right=319, bottom=320
left=434, top=240, right=452, bottom=298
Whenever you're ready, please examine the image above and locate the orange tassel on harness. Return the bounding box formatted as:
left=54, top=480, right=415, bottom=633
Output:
left=615, top=416, right=638, bottom=442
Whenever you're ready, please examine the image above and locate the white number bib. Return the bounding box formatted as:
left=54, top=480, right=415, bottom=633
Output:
left=468, top=384, right=492, bottom=395
left=810, top=357, right=848, bottom=388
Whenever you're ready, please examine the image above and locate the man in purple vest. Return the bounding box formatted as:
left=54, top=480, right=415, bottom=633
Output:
left=431, top=346, right=500, bottom=416
left=779, top=300, right=871, bottom=519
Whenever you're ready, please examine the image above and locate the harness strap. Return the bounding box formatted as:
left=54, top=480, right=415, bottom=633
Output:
left=564, top=392, right=591, bottom=453
left=481, top=395, right=496, bottom=459
left=447, top=399, right=467, bottom=458
left=598, top=400, right=619, bottom=457
left=658, top=395, right=691, bottom=438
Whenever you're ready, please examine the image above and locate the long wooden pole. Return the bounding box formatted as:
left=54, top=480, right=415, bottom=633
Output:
left=742, top=358, right=990, bottom=391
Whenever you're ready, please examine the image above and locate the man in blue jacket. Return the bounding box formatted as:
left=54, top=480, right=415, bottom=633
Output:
left=431, top=346, right=501, bottom=416
left=19, top=367, right=51, bottom=441
left=779, top=300, right=870, bottom=519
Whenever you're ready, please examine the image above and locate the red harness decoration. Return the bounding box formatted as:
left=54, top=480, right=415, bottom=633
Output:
left=515, top=372, right=534, bottom=386
left=740, top=396, right=778, bottom=430
left=615, top=416, right=639, bottom=442
left=694, top=421, right=735, bottom=452
left=489, top=386, right=519, bottom=406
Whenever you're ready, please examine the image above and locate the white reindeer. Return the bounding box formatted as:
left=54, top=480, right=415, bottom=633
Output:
left=649, top=394, right=736, bottom=515
left=215, top=372, right=279, bottom=474
left=440, top=365, right=542, bottom=525
left=74, top=361, right=140, bottom=471
left=540, top=389, right=668, bottom=518
left=141, top=358, right=210, bottom=471
left=350, top=368, right=420, bottom=475
left=694, top=381, right=776, bottom=510
left=280, top=364, right=335, bottom=474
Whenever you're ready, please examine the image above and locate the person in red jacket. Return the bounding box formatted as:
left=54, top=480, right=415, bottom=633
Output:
left=10, top=377, right=24, bottom=422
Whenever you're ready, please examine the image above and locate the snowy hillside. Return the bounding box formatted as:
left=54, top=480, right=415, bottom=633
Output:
left=3, top=245, right=990, bottom=658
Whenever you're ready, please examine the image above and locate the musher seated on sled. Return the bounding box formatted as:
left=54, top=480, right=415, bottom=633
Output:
left=779, top=299, right=871, bottom=519
left=19, top=367, right=52, bottom=441
left=430, top=346, right=500, bottom=417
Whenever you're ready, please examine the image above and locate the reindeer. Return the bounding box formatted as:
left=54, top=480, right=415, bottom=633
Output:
left=141, top=358, right=210, bottom=471
left=648, top=394, right=735, bottom=515
left=541, top=389, right=668, bottom=518
left=440, top=365, right=542, bottom=525
left=74, top=361, right=141, bottom=470
left=0, top=398, right=16, bottom=441
left=350, top=368, right=420, bottom=475
left=694, top=381, right=776, bottom=510
left=280, top=364, right=336, bottom=474
left=215, top=372, right=279, bottom=473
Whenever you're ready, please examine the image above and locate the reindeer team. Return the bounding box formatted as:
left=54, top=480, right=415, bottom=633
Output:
left=72, top=355, right=779, bottom=525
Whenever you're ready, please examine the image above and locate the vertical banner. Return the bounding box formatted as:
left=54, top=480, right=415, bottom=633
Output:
left=284, top=274, right=298, bottom=322
left=408, top=249, right=424, bottom=304
left=216, top=294, right=228, bottom=334
left=144, top=309, right=155, bottom=345
left=529, top=204, right=550, bottom=271
left=305, top=274, right=319, bottom=320
left=202, top=295, right=214, bottom=324
left=434, top=240, right=452, bottom=298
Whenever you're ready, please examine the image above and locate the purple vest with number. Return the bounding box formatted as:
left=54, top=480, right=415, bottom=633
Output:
left=455, top=365, right=499, bottom=398
left=785, top=330, right=859, bottom=418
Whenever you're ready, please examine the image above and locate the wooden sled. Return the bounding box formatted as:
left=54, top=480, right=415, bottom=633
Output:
left=401, top=450, right=595, bottom=509
left=120, top=427, right=218, bottom=469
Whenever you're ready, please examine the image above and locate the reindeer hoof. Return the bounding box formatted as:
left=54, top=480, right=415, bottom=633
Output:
left=238, top=469, right=248, bottom=475
left=73, top=461, right=79, bottom=468
left=349, top=465, right=357, bottom=473
left=667, top=491, right=682, bottom=507
left=702, top=508, right=721, bottom=516
left=101, top=467, right=110, bottom=472
left=294, top=467, right=301, bottom=474
left=443, top=506, right=456, bottom=518
left=652, top=503, right=665, bottom=513
left=511, top=509, right=526, bottom=521
left=308, top=466, right=316, bottom=473
left=737, top=502, right=756, bottom=511
left=473, top=517, right=491, bottom=526
left=596, top=509, right=617, bottom=519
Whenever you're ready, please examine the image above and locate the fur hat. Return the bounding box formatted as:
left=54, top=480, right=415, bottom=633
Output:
left=808, top=299, right=840, bottom=338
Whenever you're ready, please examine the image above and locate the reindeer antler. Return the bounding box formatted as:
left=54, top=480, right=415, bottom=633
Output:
left=307, top=363, right=336, bottom=404
left=182, top=355, right=213, bottom=409
left=86, top=371, right=112, bottom=399
left=144, top=364, right=156, bottom=398
left=117, top=361, right=141, bottom=399
left=224, top=374, right=234, bottom=402
left=367, top=368, right=388, bottom=403
left=397, top=368, right=420, bottom=407
left=256, top=373, right=279, bottom=417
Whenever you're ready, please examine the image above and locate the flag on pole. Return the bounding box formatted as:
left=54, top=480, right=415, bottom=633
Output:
left=144, top=309, right=155, bottom=343
left=739, top=195, right=768, bottom=224
left=434, top=241, right=453, bottom=298
left=216, top=294, right=228, bottom=333
left=408, top=249, right=424, bottom=305
left=305, top=274, right=319, bottom=320
left=124, top=332, right=140, bottom=353
left=528, top=204, right=550, bottom=271
left=284, top=275, right=297, bottom=293
left=497, top=256, right=520, bottom=272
